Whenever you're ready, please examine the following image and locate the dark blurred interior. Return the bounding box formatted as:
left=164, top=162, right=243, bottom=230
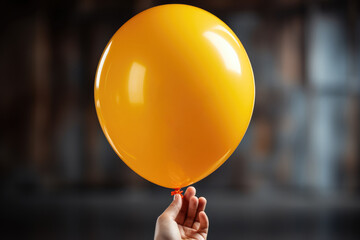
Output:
left=1, top=0, right=359, bottom=239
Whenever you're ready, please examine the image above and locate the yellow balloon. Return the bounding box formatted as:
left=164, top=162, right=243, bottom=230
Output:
left=94, top=4, right=255, bottom=189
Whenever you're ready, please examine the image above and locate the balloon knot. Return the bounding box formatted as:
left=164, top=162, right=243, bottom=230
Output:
left=171, top=188, right=184, bottom=198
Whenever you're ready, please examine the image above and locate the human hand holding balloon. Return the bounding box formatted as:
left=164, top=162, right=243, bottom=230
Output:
left=155, top=187, right=208, bottom=240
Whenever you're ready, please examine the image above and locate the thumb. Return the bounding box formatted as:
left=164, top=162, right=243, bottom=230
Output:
left=162, top=194, right=182, bottom=219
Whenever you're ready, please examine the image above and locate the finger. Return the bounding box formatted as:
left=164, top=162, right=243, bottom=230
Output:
left=197, top=211, right=209, bottom=233
left=184, top=196, right=198, bottom=227
left=162, top=194, right=182, bottom=219
left=195, top=197, right=207, bottom=222
left=175, top=186, right=196, bottom=224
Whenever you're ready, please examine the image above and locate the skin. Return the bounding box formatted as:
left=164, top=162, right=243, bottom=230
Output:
left=154, top=187, right=209, bottom=240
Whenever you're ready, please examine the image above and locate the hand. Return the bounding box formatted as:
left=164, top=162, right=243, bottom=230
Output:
left=154, top=187, right=209, bottom=240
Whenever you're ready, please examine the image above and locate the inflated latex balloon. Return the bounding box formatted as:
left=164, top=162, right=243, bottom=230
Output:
left=94, top=4, right=255, bottom=191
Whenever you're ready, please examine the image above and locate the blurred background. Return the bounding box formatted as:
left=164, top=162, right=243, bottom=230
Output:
left=1, top=0, right=359, bottom=239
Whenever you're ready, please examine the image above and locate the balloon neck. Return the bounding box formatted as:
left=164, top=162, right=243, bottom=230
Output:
left=171, top=188, right=184, bottom=198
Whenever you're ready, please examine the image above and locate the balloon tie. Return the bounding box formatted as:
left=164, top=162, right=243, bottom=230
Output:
left=171, top=188, right=184, bottom=198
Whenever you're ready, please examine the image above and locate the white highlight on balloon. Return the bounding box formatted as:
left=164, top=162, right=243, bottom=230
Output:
left=95, top=41, right=113, bottom=89
left=128, top=62, right=146, bottom=104
left=203, top=31, right=241, bottom=74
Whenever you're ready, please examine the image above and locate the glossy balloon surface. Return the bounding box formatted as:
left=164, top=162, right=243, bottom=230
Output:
left=94, top=4, right=255, bottom=189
